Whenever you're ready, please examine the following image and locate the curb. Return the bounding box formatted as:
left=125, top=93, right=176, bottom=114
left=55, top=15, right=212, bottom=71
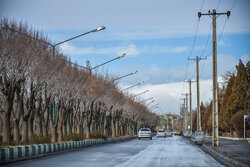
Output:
left=202, top=144, right=249, bottom=167
left=205, top=136, right=250, bottom=141
left=0, top=136, right=136, bottom=165
left=185, top=136, right=249, bottom=167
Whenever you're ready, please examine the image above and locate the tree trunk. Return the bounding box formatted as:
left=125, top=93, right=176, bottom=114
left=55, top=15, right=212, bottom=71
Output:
left=51, top=124, right=57, bottom=142
left=28, top=113, right=34, bottom=138
left=57, top=124, right=63, bottom=142
left=103, top=117, right=107, bottom=135
left=62, top=122, right=67, bottom=137
left=35, top=113, right=43, bottom=136
left=13, top=119, right=20, bottom=143
left=85, top=122, right=91, bottom=138
left=115, top=119, right=119, bottom=137
left=22, top=118, right=28, bottom=144
left=67, top=116, right=72, bottom=135
left=2, top=112, right=11, bottom=144
left=112, top=117, right=116, bottom=137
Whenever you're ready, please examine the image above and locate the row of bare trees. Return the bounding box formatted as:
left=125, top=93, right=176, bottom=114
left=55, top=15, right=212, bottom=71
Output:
left=0, top=19, right=158, bottom=145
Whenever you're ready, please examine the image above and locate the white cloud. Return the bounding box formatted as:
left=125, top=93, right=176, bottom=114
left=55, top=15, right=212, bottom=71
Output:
left=117, top=54, right=239, bottom=86
left=60, top=43, right=139, bottom=57
left=60, top=43, right=190, bottom=57
left=120, top=78, right=216, bottom=115
left=169, top=46, right=190, bottom=53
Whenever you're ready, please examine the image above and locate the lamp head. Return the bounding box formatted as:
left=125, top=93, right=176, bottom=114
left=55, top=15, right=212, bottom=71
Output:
left=93, top=26, right=106, bottom=32
left=133, top=70, right=138, bottom=74
left=119, top=53, right=126, bottom=58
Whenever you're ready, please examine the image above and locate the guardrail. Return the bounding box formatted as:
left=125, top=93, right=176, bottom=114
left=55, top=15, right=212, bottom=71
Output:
left=0, top=136, right=136, bottom=164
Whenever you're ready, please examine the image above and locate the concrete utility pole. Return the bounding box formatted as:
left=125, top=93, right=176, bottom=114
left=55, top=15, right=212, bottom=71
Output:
left=181, top=95, right=188, bottom=131
left=184, top=80, right=195, bottom=132
left=198, top=9, right=230, bottom=147
left=188, top=56, right=206, bottom=132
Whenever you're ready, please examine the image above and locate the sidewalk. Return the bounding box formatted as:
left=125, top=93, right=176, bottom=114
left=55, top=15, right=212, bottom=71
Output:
left=203, top=137, right=250, bottom=166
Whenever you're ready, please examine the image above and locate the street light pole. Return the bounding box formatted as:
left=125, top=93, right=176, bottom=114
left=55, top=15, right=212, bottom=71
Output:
left=121, top=81, right=144, bottom=92
left=146, top=100, right=155, bottom=107
left=139, top=97, right=153, bottom=104
left=2, top=25, right=106, bottom=71
left=131, top=90, right=149, bottom=99
left=113, top=70, right=138, bottom=82
left=90, top=53, right=126, bottom=72
left=149, top=103, right=160, bottom=109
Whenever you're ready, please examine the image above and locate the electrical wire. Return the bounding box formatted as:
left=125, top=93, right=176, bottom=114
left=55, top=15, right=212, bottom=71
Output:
left=181, top=0, right=205, bottom=99
left=230, top=0, right=238, bottom=11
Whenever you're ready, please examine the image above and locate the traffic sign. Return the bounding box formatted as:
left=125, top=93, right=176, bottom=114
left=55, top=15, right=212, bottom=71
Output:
left=244, top=115, right=249, bottom=119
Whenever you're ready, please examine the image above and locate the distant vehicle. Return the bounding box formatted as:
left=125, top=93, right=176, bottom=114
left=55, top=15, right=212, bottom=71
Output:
left=183, top=131, right=192, bottom=137
left=138, top=128, right=152, bottom=140
left=194, top=131, right=204, bottom=145
left=165, top=130, right=172, bottom=137
left=156, top=129, right=166, bottom=138
left=174, top=130, right=181, bottom=135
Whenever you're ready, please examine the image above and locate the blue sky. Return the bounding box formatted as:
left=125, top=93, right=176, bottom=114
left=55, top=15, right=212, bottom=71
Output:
left=1, top=0, right=249, bottom=115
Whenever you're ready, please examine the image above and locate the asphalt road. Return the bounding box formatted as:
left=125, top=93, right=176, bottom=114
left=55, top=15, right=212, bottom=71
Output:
left=5, top=136, right=223, bottom=167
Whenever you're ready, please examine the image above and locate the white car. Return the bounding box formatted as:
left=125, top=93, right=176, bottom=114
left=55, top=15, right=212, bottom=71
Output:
left=165, top=130, right=172, bottom=137
left=195, top=131, right=204, bottom=145
left=157, top=129, right=166, bottom=138
left=138, top=128, right=152, bottom=140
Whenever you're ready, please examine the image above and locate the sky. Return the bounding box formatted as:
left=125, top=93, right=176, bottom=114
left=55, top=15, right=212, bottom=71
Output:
left=0, top=0, right=249, bottom=115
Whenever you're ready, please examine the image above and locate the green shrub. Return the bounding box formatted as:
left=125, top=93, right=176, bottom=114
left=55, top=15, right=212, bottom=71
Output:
left=71, top=133, right=85, bottom=141
left=29, top=134, right=51, bottom=144
left=90, top=132, right=108, bottom=140
left=10, top=140, right=19, bottom=146
left=63, top=134, right=85, bottom=141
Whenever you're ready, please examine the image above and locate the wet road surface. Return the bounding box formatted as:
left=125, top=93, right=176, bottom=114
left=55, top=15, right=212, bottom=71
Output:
left=5, top=136, right=223, bottom=167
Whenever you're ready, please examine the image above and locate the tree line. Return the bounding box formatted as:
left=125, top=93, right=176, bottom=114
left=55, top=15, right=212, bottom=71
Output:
left=0, top=19, right=158, bottom=145
left=193, top=59, right=249, bottom=137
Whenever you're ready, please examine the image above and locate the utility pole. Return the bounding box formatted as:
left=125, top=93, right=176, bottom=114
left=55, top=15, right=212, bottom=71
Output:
left=188, top=56, right=206, bottom=132
left=184, top=80, right=195, bottom=132
left=198, top=9, right=230, bottom=147
left=180, top=95, right=188, bottom=131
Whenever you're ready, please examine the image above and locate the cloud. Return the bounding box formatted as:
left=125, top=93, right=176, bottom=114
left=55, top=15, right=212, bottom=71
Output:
left=169, top=46, right=190, bottom=53
left=60, top=43, right=139, bottom=57
left=117, top=54, right=239, bottom=86
left=120, top=78, right=217, bottom=115
left=61, top=43, right=190, bottom=57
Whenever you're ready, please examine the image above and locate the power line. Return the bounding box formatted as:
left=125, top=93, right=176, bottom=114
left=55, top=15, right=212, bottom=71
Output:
left=216, top=0, right=221, bottom=10
left=182, top=0, right=205, bottom=94
left=230, top=0, right=238, bottom=11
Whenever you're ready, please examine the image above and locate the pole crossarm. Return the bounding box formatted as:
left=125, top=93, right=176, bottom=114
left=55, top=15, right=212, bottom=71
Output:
left=113, top=70, right=137, bottom=81
left=131, top=90, right=149, bottom=98
left=91, top=53, right=126, bottom=71
left=188, top=57, right=207, bottom=62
